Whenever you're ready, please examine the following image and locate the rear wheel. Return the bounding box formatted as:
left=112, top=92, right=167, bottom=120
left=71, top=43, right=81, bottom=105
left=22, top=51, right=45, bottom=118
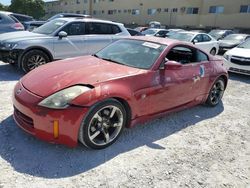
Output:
left=206, top=78, right=225, bottom=107
left=21, top=50, right=50, bottom=73
left=79, top=99, right=127, bottom=149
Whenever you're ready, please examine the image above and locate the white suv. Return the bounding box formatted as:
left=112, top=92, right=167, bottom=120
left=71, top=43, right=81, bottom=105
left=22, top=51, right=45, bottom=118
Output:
left=0, top=17, right=130, bottom=72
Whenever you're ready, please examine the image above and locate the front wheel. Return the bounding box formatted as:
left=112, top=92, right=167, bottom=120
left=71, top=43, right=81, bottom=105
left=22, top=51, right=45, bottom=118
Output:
left=79, top=99, right=127, bottom=149
left=206, top=78, right=225, bottom=107
left=21, top=50, right=50, bottom=73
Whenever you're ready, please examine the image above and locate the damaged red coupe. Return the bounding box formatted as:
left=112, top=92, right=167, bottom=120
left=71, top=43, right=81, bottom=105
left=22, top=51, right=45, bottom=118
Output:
left=12, top=37, right=228, bottom=149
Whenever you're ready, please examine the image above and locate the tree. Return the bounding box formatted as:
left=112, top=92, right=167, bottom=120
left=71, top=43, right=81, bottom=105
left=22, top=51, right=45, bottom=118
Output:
left=8, top=0, right=45, bottom=19
left=0, top=3, right=8, bottom=11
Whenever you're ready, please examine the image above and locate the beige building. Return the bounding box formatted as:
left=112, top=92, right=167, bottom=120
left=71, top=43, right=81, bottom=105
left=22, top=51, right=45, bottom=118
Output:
left=45, top=0, right=250, bottom=29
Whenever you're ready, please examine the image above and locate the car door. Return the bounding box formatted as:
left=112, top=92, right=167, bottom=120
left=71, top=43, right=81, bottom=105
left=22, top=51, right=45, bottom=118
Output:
left=84, top=22, right=114, bottom=54
left=143, top=46, right=212, bottom=115
left=194, top=34, right=215, bottom=53
left=53, top=22, right=86, bottom=59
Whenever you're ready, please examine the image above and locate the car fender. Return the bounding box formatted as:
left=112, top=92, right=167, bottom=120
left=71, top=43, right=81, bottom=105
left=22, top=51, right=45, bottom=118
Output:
left=71, top=82, right=137, bottom=118
left=17, top=45, right=54, bottom=68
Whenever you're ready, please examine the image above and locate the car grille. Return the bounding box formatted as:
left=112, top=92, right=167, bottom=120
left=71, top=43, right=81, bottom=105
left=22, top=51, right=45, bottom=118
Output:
left=14, top=107, right=34, bottom=129
left=231, top=56, right=250, bottom=66
left=229, top=67, right=250, bottom=75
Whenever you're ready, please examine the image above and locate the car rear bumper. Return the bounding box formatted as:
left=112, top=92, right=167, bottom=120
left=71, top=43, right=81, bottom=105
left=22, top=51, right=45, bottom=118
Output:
left=0, top=49, right=22, bottom=64
left=12, top=81, right=89, bottom=147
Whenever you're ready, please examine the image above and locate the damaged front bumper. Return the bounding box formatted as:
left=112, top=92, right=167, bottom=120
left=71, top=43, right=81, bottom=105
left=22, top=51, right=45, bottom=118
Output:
left=0, top=49, right=23, bottom=64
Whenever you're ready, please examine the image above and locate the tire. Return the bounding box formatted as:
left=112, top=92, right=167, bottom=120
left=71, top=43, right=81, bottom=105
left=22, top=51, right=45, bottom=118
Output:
left=206, top=78, right=225, bottom=107
left=210, top=48, right=216, bottom=56
left=79, top=99, right=127, bottom=149
left=21, top=50, right=50, bottom=73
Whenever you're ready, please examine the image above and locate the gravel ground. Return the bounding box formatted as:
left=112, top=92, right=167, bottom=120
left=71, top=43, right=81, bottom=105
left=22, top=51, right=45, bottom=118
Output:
left=0, top=61, right=249, bottom=188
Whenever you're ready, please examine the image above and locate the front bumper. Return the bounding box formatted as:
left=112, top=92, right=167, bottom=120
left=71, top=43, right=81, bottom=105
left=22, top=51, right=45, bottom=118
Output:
left=223, top=58, right=250, bottom=75
left=0, top=49, right=22, bottom=64
left=12, top=82, right=89, bottom=147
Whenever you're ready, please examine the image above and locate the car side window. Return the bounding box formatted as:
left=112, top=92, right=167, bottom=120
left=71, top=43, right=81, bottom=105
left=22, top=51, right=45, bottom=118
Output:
left=193, top=34, right=203, bottom=42
left=202, top=34, right=211, bottom=42
left=86, top=22, right=121, bottom=35
left=60, top=22, right=85, bottom=36
left=195, top=50, right=209, bottom=62
left=166, top=46, right=194, bottom=64
left=166, top=46, right=209, bottom=64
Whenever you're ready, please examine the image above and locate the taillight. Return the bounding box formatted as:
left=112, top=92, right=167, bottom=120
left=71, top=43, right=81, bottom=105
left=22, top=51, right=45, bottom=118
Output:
left=11, top=23, right=24, bottom=30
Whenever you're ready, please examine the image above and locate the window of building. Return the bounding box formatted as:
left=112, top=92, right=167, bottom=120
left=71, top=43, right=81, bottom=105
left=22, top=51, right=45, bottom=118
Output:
left=209, top=6, right=224, bottom=14
left=172, top=8, right=178, bottom=13
left=148, top=9, right=157, bottom=15
left=84, top=0, right=88, bottom=3
left=187, top=7, right=199, bottom=14
left=76, top=0, right=80, bottom=4
left=132, top=9, right=140, bottom=15
left=164, top=8, right=169, bottom=12
left=240, top=5, right=250, bottom=13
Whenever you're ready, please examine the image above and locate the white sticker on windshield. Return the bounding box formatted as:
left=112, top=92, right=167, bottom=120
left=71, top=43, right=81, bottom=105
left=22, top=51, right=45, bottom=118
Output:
left=142, top=42, right=161, bottom=49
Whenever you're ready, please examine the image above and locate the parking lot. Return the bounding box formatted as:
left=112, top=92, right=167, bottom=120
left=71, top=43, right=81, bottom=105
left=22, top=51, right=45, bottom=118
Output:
left=0, top=60, right=249, bottom=187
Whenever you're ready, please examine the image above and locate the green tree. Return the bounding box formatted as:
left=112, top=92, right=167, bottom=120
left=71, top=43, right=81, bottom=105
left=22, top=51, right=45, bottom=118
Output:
left=8, top=0, right=45, bottom=19
left=0, top=3, right=8, bottom=11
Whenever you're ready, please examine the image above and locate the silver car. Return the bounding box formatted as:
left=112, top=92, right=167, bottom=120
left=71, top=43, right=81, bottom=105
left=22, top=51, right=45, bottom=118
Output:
left=0, top=17, right=130, bottom=72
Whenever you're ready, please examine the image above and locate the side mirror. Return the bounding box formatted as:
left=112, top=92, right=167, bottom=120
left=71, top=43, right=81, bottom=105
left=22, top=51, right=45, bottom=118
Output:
left=163, top=58, right=182, bottom=70
left=58, top=31, right=68, bottom=39
left=192, top=39, right=198, bottom=44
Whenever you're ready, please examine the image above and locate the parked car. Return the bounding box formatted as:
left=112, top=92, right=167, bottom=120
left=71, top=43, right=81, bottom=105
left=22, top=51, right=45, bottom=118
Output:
left=189, top=30, right=207, bottom=33
left=165, top=29, right=185, bottom=37
left=134, top=27, right=148, bottom=32
left=126, top=28, right=143, bottom=36
left=142, top=28, right=169, bottom=37
left=0, top=17, right=130, bottom=72
left=208, top=29, right=234, bottom=41
left=0, top=11, right=25, bottom=34
left=12, top=37, right=228, bottom=149
left=24, top=13, right=92, bottom=31
left=167, top=31, right=219, bottom=55
left=218, top=34, right=250, bottom=54
left=224, top=39, right=250, bottom=75
left=149, top=21, right=161, bottom=28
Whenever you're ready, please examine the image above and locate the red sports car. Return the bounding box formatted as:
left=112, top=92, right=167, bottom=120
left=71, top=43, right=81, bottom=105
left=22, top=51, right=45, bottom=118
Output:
left=12, top=37, right=228, bottom=149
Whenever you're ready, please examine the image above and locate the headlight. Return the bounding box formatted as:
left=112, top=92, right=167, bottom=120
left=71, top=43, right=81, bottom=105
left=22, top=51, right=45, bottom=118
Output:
left=223, top=54, right=229, bottom=61
left=1, top=43, right=18, bottom=50
left=38, top=86, right=91, bottom=109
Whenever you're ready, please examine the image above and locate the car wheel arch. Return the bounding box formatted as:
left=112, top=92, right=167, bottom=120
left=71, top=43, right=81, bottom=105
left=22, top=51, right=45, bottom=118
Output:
left=18, top=46, right=54, bottom=68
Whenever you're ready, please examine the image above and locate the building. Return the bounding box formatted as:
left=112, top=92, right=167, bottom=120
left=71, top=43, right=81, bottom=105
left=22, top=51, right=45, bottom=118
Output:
left=45, top=0, right=250, bottom=29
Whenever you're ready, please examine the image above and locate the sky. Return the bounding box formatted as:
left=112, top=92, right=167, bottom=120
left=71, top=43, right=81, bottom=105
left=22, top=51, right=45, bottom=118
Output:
left=1, top=0, right=54, bottom=5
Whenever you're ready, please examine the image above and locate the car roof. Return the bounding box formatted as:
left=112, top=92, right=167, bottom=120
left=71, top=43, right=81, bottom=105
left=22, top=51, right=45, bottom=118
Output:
left=0, top=11, right=13, bottom=15
left=178, top=31, right=207, bottom=35
left=128, top=36, right=184, bottom=46
left=56, top=17, right=124, bottom=25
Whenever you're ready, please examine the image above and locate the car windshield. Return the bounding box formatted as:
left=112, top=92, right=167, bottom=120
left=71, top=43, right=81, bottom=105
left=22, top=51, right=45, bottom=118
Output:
left=237, top=39, right=250, bottom=49
left=168, top=33, right=194, bottom=42
left=33, top=19, right=67, bottom=35
left=223, top=34, right=246, bottom=41
left=142, top=29, right=158, bottom=35
left=208, top=30, right=225, bottom=39
left=95, top=39, right=166, bottom=69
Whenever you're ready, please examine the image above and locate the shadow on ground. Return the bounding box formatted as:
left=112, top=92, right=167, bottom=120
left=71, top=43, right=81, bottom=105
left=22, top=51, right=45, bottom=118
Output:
left=0, top=103, right=224, bottom=179
left=228, top=72, right=250, bottom=84
left=0, top=64, right=24, bottom=81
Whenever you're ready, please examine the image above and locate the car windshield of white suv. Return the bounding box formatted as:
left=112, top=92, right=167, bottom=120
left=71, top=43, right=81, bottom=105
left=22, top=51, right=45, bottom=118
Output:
left=94, top=39, right=166, bottom=69
left=168, top=33, right=194, bottom=42
left=237, top=40, right=250, bottom=49
left=223, top=34, right=246, bottom=41
left=33, top=20, right=67, bottom=35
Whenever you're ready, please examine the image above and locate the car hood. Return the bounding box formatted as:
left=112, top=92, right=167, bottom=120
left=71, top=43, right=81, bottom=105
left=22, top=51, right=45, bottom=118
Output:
left=21, top=55, right=145, bottom=97
left=226, top=47, right=250, bottom=58
left=219, top=40, right=241, bottom=47
left=0, top=31, right=50, bottom=42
